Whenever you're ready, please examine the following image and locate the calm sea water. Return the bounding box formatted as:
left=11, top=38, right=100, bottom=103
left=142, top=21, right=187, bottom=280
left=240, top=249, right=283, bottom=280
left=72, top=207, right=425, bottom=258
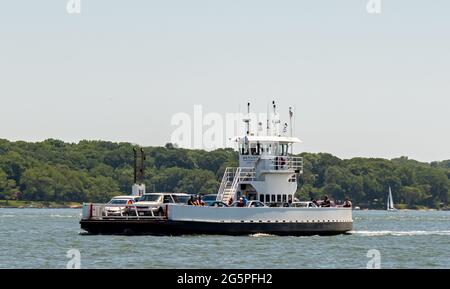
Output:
left=0, top=209, right=449, bottom=268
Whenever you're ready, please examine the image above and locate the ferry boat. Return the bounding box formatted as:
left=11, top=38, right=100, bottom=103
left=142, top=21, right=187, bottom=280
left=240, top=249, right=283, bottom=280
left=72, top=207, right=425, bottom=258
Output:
left=80, top=102, right=353, bottom=236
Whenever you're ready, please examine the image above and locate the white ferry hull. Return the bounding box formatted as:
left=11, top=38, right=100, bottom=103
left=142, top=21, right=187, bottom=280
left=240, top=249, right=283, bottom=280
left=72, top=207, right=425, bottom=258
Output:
left=80, top=205, right=353, bottom=236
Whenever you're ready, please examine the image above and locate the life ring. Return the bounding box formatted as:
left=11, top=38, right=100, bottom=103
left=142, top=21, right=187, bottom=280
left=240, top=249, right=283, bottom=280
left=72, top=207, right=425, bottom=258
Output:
left=274, top=157, right=286, bottom=168
left=276, top=157, right=286, bottom=166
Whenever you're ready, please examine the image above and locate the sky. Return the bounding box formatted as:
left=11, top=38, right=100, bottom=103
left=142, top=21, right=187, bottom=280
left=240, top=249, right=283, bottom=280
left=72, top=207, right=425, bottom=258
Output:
left=0, top=0, right=449, bottom=162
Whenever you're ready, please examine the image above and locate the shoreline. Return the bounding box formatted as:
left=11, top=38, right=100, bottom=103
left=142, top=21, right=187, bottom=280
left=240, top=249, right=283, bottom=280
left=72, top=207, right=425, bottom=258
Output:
left=0, top=200, right=82, bottom=209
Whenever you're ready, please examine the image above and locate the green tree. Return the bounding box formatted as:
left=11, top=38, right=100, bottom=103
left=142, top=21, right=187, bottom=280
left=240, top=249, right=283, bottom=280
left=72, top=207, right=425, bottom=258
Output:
left=0, top=169, right=17, bottom=199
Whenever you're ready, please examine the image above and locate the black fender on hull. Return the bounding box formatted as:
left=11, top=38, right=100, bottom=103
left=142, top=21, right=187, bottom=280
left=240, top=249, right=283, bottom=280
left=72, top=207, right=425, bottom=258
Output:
left=80, top=219, right=352, bottom=236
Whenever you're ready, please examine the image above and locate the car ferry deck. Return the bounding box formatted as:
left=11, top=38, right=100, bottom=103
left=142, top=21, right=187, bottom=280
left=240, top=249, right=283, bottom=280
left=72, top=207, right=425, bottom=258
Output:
left=80, top=101, right=353, bottom=236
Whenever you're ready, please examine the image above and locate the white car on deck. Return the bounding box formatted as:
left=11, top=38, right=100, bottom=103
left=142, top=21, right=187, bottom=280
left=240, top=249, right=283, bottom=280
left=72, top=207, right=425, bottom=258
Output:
left=290, top=201, right=318, bottom=208
left=104, top=195, right=141, bottom=216
left=133, top=193, right=182, bottom=216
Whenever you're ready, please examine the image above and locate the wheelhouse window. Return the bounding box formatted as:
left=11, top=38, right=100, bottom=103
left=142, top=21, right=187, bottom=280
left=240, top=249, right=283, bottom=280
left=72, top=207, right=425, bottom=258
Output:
left=282, top=195, right=287, bottom=202
left=277, top=194, right=282, bottom=202
left=250, top=143, right=261, bottom=155
left=271, top=195, right=276, bottom=202
left=240, top=143, right=249, bottom=155
left=163, top=195, right=173, bottom=203
left=259, top=194, right=264, bottom=202
left=274, top=143, right=289, bottom=156
left=263, top=144, right=273, bottom=155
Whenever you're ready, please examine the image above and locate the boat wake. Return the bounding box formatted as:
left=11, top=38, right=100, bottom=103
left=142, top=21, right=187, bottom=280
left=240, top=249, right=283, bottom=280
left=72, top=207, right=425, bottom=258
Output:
left=350, top=230, right=450, bottom=236
left=249, top=233, right=276, bottom=237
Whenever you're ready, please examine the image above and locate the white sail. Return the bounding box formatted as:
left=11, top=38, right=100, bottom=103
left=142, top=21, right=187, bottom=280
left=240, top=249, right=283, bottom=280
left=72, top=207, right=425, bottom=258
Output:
left=389, top=187, right=395, bottom=209
left=387, top=186, right=395, bottom=210
left=387, top=189, right=390, bottom=210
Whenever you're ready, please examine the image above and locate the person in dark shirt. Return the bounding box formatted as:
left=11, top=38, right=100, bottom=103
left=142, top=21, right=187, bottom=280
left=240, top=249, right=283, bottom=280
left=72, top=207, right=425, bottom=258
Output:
left=187, top=195, right=195, bottom=205
left=321, top=195, right=331, bottom=207
left=310, top=197, right=319, bottom=207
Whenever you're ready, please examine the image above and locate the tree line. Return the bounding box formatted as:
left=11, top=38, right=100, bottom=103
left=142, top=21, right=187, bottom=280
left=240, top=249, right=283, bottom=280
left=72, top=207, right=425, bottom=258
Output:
left=0, top=139, right=448, bottom=208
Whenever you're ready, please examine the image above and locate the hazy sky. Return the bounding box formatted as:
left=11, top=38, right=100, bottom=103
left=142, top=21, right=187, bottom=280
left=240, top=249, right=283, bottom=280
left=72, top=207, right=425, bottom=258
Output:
left=0, top=0, right=449, bottom=162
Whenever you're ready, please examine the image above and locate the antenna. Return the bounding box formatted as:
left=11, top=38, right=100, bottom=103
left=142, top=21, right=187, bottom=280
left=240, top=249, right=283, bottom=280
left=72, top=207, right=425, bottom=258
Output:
left=266, top=102, right=270, bottom=136
left=291, top=106, right=296, bottom=155
left=272, top=100, right=280, bottom=136
left=293, top=104, right=296, bottom=134
left=243, top=102, right=251, bottom=136
left=247, top=102, right=250, bottom=135
left=283, top=123, right=288, bottom=134
left=289, top=107, right=293, bottom=137
left=257, top=122, right=263, bottom=136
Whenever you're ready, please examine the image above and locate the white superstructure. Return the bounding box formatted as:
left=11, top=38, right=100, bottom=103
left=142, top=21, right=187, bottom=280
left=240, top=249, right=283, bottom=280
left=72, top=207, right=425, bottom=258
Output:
left=217, top=101, right=303, bottom=204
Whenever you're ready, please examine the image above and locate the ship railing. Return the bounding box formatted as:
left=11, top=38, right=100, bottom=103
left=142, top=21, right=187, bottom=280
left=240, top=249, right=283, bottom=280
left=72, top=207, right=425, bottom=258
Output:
left=226, top=167, right=255, bottom=200
left=217, top=167, right=255, bottom=201
left=236, top=167, right=256, bottom=182
left=217, top=167, right=237, bottom=201
left=82, top=203, right=166, bottom=220
left=261, top=156, right=303, bottom=173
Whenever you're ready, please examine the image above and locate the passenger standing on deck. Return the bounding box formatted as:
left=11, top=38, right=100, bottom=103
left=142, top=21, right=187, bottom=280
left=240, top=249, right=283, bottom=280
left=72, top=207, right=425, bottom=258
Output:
left=237, top=197, right=245, bottom=207
left=187, top=195, right=195, bottom=205
left=321, top=195, right=331, bottom=207
left=227, top=197, right=233, bottom=206
left=195, top=195, right=205, bottom=206
left=310, top=198, right=319, bottom=207
left=343, top=198, right=352, bottom=208
left=242, top=195, right=248, bottom=206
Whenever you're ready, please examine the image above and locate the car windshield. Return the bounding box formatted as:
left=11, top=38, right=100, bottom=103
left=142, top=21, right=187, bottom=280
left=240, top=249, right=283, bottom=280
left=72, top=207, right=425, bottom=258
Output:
left=176, top=196, right=190, bottom=203
left=202, top=195, right=217, bottom=201
left=108, top=199, right=128, bottom=205
left=140, top=194, right=163, bottom=202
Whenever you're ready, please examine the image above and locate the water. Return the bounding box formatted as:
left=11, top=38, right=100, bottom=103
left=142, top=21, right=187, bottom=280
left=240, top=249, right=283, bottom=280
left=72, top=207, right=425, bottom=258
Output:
left=0, top=209, right=449, bottom=268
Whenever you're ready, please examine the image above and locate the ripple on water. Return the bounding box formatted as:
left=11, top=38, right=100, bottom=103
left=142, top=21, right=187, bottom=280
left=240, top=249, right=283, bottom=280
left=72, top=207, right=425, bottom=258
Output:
left=350, top=230, right=450, bottom=236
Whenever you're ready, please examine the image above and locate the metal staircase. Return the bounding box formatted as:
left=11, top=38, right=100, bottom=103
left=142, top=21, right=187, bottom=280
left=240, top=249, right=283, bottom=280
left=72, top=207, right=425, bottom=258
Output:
left=217, top=167, right=255, bottom=203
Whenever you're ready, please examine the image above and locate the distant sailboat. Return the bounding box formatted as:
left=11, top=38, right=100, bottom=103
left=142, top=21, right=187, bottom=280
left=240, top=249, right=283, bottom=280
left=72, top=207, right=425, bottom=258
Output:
left=387, top=186, right=397, bottom=211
